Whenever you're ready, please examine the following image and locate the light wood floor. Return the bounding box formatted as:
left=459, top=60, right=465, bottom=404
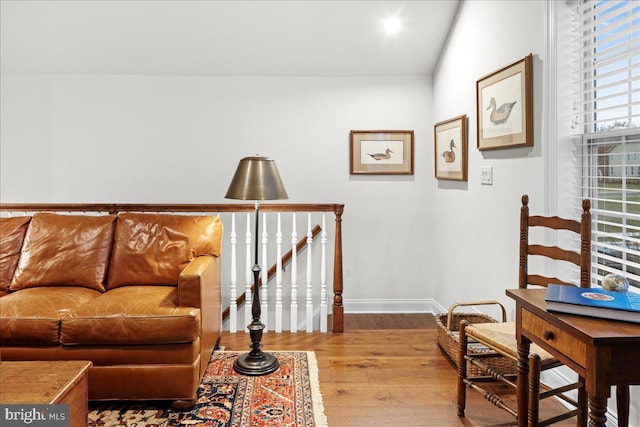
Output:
left=220, top=314, right=577, bottom=427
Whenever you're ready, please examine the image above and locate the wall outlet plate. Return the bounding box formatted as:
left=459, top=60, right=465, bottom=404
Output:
left=481, top=166, right=493, bottom=185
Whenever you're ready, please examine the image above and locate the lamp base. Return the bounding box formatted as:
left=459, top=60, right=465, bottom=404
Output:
left=233, top=351, right=280, bottom=376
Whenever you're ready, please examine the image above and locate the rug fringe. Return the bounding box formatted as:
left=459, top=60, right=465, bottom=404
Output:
left=305, top=351, right=329, bottom=427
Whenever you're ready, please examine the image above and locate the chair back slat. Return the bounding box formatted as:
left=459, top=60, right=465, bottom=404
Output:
left=528, top=215, right=581, bottom=233
left=528, top=244, right=581, bottom=265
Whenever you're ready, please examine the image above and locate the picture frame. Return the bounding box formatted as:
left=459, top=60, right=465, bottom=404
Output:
left=477, top=53, right=533, bottom=150
left=350, top=130, right=414, bottom=175
left=434, top=114, right=467, bottom=181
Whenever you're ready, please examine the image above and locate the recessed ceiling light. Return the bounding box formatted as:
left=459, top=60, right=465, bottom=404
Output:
left=383, top=16, right=401, bottom=35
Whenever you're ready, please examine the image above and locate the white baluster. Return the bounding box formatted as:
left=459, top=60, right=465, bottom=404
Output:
left=261, top=212, right=268, bottom=331
left=306, top=213, right=313, bottom=332
left=275, top=212, right=283, bottom=333
left=245, top=212, right=252, bottom=332
left=320, top=212, right=328, bottom=333
left=290, top=213, right=298, bottom=333
left=230, top=213, right=238, bottom=333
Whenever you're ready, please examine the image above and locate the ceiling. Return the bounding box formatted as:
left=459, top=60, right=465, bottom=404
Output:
left=0, top=0, right=460, bottom=76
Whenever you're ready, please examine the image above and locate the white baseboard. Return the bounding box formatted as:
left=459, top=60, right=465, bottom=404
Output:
left=343, top=298, right=442, bottom=314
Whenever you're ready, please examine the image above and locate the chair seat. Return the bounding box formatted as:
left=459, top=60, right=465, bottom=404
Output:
left=466, top=321, right=557, bottom=365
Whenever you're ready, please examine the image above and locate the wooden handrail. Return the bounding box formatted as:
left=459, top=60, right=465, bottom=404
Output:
left=0, top=202, right=345, bottom=332
left=221, top=224, right=322, bottom=321
left=0, top=203, right=342, bottom=214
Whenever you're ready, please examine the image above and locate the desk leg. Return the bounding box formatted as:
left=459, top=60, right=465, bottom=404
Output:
left=616, top=385, right=629, bottom=427
left=588, top=395, right=607, bottom=427
left=516, top=339, right=530, bottom=427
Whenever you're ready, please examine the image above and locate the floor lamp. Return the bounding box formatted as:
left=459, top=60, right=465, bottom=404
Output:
left=225, top=156, right=288, bottom=376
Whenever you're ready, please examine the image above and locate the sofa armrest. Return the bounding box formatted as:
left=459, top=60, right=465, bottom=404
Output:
left=178, top=255, right=222, bottom=359
left=177, top=256, right=219, bottom=308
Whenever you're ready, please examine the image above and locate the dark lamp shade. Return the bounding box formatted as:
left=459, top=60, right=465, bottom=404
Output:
left=225, top=156, right=288, bottom=201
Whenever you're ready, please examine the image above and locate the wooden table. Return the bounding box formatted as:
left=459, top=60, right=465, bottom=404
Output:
left=0, top=360, right=92, bottom=427
left=507, top=288, right=640, bottom=427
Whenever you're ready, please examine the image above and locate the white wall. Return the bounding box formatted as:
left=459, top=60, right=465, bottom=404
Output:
left=0, top=74, right=435, bottom=306
left=431, top=0, right=546, bottom=312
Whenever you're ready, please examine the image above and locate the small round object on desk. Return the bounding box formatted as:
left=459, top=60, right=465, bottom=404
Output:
left=601, top=273, right=629, bottom=292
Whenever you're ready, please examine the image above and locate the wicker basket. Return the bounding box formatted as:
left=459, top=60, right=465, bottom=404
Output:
left=435, top=301, right=517, bottom=377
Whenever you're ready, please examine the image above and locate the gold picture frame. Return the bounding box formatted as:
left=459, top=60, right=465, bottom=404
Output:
left=477, top=54, right=533, bottom=150
left=350, top=130, right=414, bottom=175
left=434, top=114, right=467, bottom=181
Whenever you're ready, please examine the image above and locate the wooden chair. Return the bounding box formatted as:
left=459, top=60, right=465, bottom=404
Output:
left=456, top=194, right=590, bottom=427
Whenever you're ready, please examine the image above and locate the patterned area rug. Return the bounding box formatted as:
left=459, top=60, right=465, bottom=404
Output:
left=88, top=351, right=327, bottom=427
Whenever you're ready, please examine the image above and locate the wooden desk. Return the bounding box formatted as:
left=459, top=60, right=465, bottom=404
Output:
left=507, top=288, right=640, bottom=427
left=0, top=360, right=92, bottom=427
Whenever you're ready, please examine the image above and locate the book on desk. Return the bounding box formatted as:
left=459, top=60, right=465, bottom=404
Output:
left=545, top=284, right=640, bottom=324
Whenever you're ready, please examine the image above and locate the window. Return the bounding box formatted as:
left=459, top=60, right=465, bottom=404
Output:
left=574, top=0, right=639, bottom=288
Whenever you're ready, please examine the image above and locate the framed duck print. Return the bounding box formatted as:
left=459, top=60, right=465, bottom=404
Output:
left=350, top=130, right=414, bottom=175
left=477, top=53, right=533, bottom=150
left=434, top=115, right=467, bottom=181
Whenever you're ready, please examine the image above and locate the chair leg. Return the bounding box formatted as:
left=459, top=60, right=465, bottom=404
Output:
left=457, top=320, right=469, bottom=417
left=577, top=376, right=587, bottom=427
left=528, top=353, right=541, bottom=427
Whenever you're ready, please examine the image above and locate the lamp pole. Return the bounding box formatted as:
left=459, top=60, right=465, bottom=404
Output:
left=233, top=201, right=279, bottom=375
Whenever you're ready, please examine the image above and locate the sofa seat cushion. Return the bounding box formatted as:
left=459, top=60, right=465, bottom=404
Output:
left=60, top=286, right=201, bottom=345
left=0, top=287, right=102, bottom=345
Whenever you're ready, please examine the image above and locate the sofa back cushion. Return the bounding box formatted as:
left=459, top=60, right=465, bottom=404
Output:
left=107, top=213, right=223, bottom=289
left=10, top=213, right=116, bottom=291
left=0, top=216, right=31, bottom=292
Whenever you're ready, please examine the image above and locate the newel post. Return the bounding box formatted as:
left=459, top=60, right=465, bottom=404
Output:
left=332, top=204, right=344, bottom=333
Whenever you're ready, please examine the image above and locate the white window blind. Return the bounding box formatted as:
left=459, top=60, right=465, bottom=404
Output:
left=573, top=0, right=640, bottom=288
left=574, top=0, right=639, bottom=132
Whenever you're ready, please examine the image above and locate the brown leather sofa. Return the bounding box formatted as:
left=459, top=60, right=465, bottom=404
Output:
left=0, top=212, right=223, bottom=406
